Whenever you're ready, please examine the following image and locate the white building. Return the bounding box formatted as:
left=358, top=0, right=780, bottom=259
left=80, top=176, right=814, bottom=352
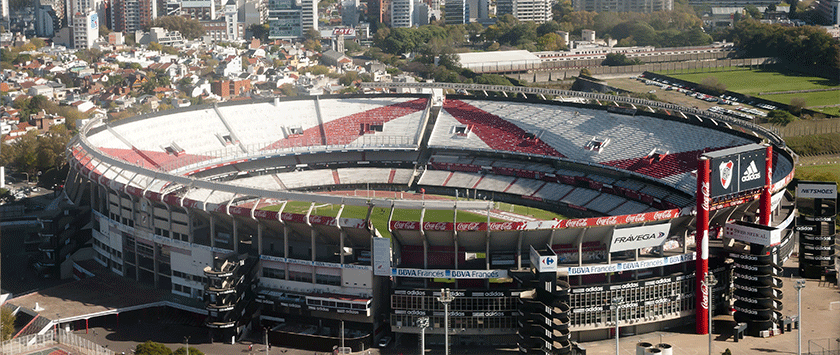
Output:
left=510, top=0, right=551, bottom=23
left=413, top=0, right=430, bottom=25
left=301, top=0, right=317, bottom=32
left=224, top=0, right=239, bottom=41
left=73, top=11, right=98, bottom=49
left=391, top=0, right=413, bottom=27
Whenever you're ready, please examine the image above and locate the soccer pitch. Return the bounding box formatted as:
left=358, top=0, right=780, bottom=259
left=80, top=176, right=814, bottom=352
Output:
left=659, top=67, right=839, bottom=113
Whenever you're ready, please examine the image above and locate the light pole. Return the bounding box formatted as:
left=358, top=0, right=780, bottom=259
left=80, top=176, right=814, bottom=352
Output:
left=340, top=320, right=345, bottom=351
left=702, top=273, right=718, bottom=355
left=417, top=316, right=429, bottom=355
left=184, top=336, right=190, bottom=355
left=437, top=288, right=455, bottom=355
left=265, top=327, right=270, bottom=355
left=612, top=296, right=623, bottom=355
left=795, top=279, right=806, bottom=355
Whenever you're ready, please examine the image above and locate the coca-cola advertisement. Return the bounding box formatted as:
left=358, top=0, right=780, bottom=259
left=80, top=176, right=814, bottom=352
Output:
left=145, top=191, right=162, bottom=201
left=488, top=221, right=524, bottom=231
left=309, top=215, right=337, bottom=226
left=183, top=198, right=199, bottom=209
left=281, top=212, right=307, bottom=223
left=229, top=206, right=251, bottom=217
left=389, top=221, right=420, bottom=230
left=423, top=221, right=453, bottom=231
left=163, top=194, right=179, bottom=205
left=455, top=222, right=486, bottom=231
left=126, top=186, right=142, bottom=197
left=253, top=209, right=278, bottom=220
left=338, top=218, right=366, bottom=229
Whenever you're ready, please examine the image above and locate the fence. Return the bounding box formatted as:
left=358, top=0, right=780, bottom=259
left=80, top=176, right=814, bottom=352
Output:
left=0, top=329, right=114, bottom=355
left=768, top=118, right=840, bottom=137
left=809, top=339, right=840, bottom=355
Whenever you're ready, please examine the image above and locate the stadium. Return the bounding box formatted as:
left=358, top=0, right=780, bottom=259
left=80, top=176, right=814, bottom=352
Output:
left=63, top=84, right=797, bottom=354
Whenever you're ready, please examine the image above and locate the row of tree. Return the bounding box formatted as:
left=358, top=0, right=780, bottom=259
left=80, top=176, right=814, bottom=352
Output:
left=721, top=19, right=840, bottom=69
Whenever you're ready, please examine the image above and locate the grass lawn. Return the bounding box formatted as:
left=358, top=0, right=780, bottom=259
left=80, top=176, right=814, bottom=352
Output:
left=256, top=196, right=553, bottom=238
left=795, top=163, right=840, bottom=185
left=657, top=66, right=839, bottom=111
left=817, top=107, right=840, bottom=116
left=659, top=67, right=838, bottom=95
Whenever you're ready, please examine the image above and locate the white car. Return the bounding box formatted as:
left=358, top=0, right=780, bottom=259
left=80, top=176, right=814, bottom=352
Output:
left=378, top=336, right=392, bottom=348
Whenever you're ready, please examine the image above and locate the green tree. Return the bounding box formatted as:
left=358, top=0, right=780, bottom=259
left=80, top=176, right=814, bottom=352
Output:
left=30, top=38, right=46, bottom=48
left=147, top=16, right=205, bottom=39
left=174, top=347, right=204, bottom=355
left=789, top=97, right=806, bottom=115
left=766, top=109, right=796, bottom=125
left=135, top=341, right=173, bottom=355
left=250, top=23, right=269, bottom=42
left=745, top=5, right=762, bottom=19
left=279, top=83, right=297, bottom=96
left=1, top=307, right=15, bottom=341
left=603, top=53, right=641, bottom=66
left=339, top=71, right=360, bottom=85
left=700, top=76, right=727, bottom=95
left=148, top=42, right=163, bottom=52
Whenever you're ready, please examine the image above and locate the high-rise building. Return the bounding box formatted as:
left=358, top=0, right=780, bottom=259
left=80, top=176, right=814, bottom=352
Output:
left=572, top=0, right=672, bottom=13
left=390, top=0, right=412, bottom=27
left=817, top=0, right=840, bottom=24
left=497, top=0, right=550, bottom=23
left=241, top=0, right=266, bottom=27
left=180, top=0, right=216, bottom=20
left=367, top=0, right=383, bottom=23
left=444, top=0, right=466, bottom=24
left=1, top=0, right=9, bottom=23
left=110, top=0, right=156, bottom=32
left=301, top=0, right=317, bottom=32
left=267, top=0, right=301, bottom=38
left=412, top=0, right=429, bottom=25
left=224, top=0, right=238, bottom=40
left=36, top=0, right=66, bottom=37
left=341, top=0, right=358, bottom=26
left=73, top=10, right=99, bottom=48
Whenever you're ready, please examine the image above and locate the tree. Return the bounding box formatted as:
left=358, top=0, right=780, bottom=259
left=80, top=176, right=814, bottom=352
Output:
left=1, top=307, right=15, bottom=341
left=174, top=347, right=204, bottom=355
left=700, top=77, right=727, bottom=95
left=148, top=42, right=163, bottom=52
left=766, top=109, right=796, bottom=125
left=147, top=16, right=205, bottom=39
left=250, top=23, right=269, bottom=42
left=135, top=341, right=173, bottom=355
left=602, top=53, right=641, bottom=66
left=304, top=28, right=321, bottom=41
left=745, top=5, right=762, bottom=19
left=30, top=38, right=46, bottom=48
left=789, top=97, right=806, bottom=115
left=279, top=83, right=297, bottom=96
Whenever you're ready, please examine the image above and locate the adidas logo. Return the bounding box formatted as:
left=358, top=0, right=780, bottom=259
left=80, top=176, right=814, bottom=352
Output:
left=741, top=161, right=760, bottom=182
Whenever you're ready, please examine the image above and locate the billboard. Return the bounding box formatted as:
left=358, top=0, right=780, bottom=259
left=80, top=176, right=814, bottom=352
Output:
left=529, top=245, right=557, bottom=272
left=797, top=182, right=837, bottom=199
left=609, top=223, right=671, bottom=252
left=372, top=237, right=391, bottom=276
left=724, top=221, right=781, bottom=246
left=705, top=144, right=766, bottom=198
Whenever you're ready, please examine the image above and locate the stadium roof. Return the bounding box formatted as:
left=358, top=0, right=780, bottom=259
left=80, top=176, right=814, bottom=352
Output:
left=457, top=50, right=542, bottom=70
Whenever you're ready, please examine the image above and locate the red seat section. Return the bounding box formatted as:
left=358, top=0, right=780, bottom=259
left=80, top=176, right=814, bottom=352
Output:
left=262, top=98, right=428, bottom=150
left=603, top=145, right=743, bottom=179
left=100, top=148, right=213, bottom=171
left=443, top=100, right=564, bottom=158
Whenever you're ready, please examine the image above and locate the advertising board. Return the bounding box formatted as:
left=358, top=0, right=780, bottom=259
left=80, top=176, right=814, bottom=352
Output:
left=706, top=144, right=766, bottom=198
left=797, top=182, right=837, bottom=199
left=724, top=221, right=781, bottom=246
left=609, top=223, right=671, bottom=253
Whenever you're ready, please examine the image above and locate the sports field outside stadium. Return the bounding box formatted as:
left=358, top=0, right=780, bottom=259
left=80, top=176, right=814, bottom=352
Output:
left=657, top=66, right=840, bottom=116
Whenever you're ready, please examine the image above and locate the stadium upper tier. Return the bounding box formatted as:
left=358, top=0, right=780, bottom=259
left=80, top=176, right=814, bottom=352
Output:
left=74, top=92, right=794, bottom=216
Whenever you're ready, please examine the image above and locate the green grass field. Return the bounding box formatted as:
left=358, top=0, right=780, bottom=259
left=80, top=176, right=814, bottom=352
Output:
left=259, top=196, right=567, bottom=238
left=795, top=163, right=840, bottom=185
left=657, top=66, right=839, bottom=114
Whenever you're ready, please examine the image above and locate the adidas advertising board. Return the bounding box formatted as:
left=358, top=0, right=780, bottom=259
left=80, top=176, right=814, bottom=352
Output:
left=706, top=144, right=767, bottom=198
left=609, top=223, right=672, bottom=253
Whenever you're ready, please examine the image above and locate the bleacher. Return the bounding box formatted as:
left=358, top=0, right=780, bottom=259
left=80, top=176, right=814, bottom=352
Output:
left=503, top=178, right=545, bottom=196
left=430, top=99, right=754, bottom=187
left=417, top=170, right=451, bottom=186
left=111, top=109, right=231, bottom=155
left=216, top=100, right=315, bottom=149
left=585, top=194, right=627, bottom=214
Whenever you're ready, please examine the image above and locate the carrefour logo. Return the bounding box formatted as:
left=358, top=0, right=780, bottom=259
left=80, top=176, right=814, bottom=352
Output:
left=542, top=257, right=555, bottom=266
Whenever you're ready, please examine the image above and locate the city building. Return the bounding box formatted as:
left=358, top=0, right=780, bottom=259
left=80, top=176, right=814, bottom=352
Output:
left=73, top=11, right=99, bottom=49
left=444, top=0, right=467, bottom=24
left=572, top=0, right=672, bottom=13
left=413, top=0, right=430, bottom=25
left=817, top=0, right=840, bottom=25
left=267, top=0, right=302, bottom=38
left=301, top=0, right=317, bottom=32
left=224, top=0, right=239, bottom=40
left=390, top=0, right=413, bottom=27
left=36, top=1, right=64, bottom=37
left=367, top=0, right=384, bottom=24
left=180, top=0, right=216, bottom=20
left=110, top=0, right=157, bottom=32
left=341, top=0, right=359, bottom=26
left=241, top=0, right=267, bottom=27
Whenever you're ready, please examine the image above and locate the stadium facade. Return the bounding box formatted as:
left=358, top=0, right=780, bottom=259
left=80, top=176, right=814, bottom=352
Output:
left=64, top=88, right=797, bottom=353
